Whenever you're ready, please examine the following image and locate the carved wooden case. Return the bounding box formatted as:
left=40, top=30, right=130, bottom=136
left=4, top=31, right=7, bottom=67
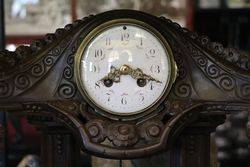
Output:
left=0, top=10, right=249, bottom=159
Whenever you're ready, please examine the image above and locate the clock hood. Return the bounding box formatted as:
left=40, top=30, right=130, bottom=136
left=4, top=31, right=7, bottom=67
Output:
left=0, top=10, right=249, bottom=159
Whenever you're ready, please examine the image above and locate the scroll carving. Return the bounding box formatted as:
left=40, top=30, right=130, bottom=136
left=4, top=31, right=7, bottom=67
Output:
left=171, top=43, right=193, bottom=99
left=0, top=10, right=249, bottom=159
left=0, top=16, right=94, bottom=100
left=56, top=52, right=76, bottom=99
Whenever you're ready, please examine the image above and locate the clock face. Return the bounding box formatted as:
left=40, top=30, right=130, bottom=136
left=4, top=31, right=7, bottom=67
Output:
left=77, top=21, right=174, bottom=115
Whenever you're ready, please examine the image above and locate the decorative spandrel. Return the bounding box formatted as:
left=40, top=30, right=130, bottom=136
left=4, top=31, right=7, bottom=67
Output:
left=0, top=10, right=249, bottom=159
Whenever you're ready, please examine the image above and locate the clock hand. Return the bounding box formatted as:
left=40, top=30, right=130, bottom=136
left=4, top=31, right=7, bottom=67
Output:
left=100, top=65, right=121, bottom=83
left=130, top=67, right=162, bottom=83
left=99, top=65, right=162, bottom=86
left=119, top=65, right=161, bottom=83
left=99, top=65, right=131, bottom=83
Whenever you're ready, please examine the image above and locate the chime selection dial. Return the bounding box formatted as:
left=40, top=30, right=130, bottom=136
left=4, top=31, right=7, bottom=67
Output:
left=76, top=19, right=176, bottom=115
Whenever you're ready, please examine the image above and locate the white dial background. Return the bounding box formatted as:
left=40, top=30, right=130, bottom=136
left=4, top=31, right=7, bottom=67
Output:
left=80, top=24, right=171, bottom=114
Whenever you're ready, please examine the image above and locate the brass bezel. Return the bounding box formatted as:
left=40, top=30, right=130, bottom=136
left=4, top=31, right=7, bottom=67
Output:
left=75, top=18, right=177, bottom=117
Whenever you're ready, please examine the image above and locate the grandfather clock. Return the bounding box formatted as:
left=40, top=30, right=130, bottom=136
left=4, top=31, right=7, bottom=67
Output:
left=0, top=10, right=249, bottom=167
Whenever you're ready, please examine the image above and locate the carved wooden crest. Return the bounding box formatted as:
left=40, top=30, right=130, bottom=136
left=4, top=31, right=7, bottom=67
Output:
left=0, top=10, right=249, bottom=159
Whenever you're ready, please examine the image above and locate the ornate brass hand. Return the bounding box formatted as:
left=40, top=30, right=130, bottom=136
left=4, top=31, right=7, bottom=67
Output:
left=130, top=67, right=162, bottom=83
left=100, top=65, right=122, bottom=83
left=100, top=65, right=162, bottom=84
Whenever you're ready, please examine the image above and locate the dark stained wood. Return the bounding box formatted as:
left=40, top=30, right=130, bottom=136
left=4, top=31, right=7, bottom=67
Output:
left=41, top=132, right=80, bottom=167
left=28, top=115, right=81, bottom=167
left=180, top=133, right=210, bottom=167
left=0, top=10, right=249, bottom=166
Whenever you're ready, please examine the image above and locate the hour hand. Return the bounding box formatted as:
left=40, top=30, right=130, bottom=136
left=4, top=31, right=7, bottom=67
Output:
left=100, top=66, right=121, bottom=83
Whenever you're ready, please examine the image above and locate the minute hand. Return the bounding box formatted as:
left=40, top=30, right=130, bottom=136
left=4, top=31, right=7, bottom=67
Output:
left=130, top=67, right=162, bottom=83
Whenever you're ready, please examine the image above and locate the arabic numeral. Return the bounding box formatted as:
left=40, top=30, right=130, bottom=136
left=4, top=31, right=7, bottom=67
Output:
left=94, top=81, right=101, bottom=89
left=94, top=49, right=105, bottom=60
left=140, top=37, right=143, bottom=46
left=106, top=37, right=111, bottom=45
left=149, top=49, right=156, bottom=57
left=136, top=36, right=143, bottom=49
left=139, top=93, right=144, bottom=102
left=121, top=32, right=130, bottom=44
left=106, top=92, right=111, bottom=102
left=150, top=65, right=160, bottom=74
left=149, top=82, right=154, bottom=90
left=90, top=64, right=100, bottom=73
left=121, top=97, right=127, bottom=105
left=146, top=49, right=157, bottom=59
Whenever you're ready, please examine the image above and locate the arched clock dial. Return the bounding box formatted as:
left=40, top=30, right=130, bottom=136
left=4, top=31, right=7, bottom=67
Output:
left=75, top=19, right=177, bottom=115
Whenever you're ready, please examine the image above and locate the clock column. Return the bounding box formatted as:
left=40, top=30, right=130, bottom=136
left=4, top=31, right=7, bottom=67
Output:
left=27, top=115, right=83, bottom=167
